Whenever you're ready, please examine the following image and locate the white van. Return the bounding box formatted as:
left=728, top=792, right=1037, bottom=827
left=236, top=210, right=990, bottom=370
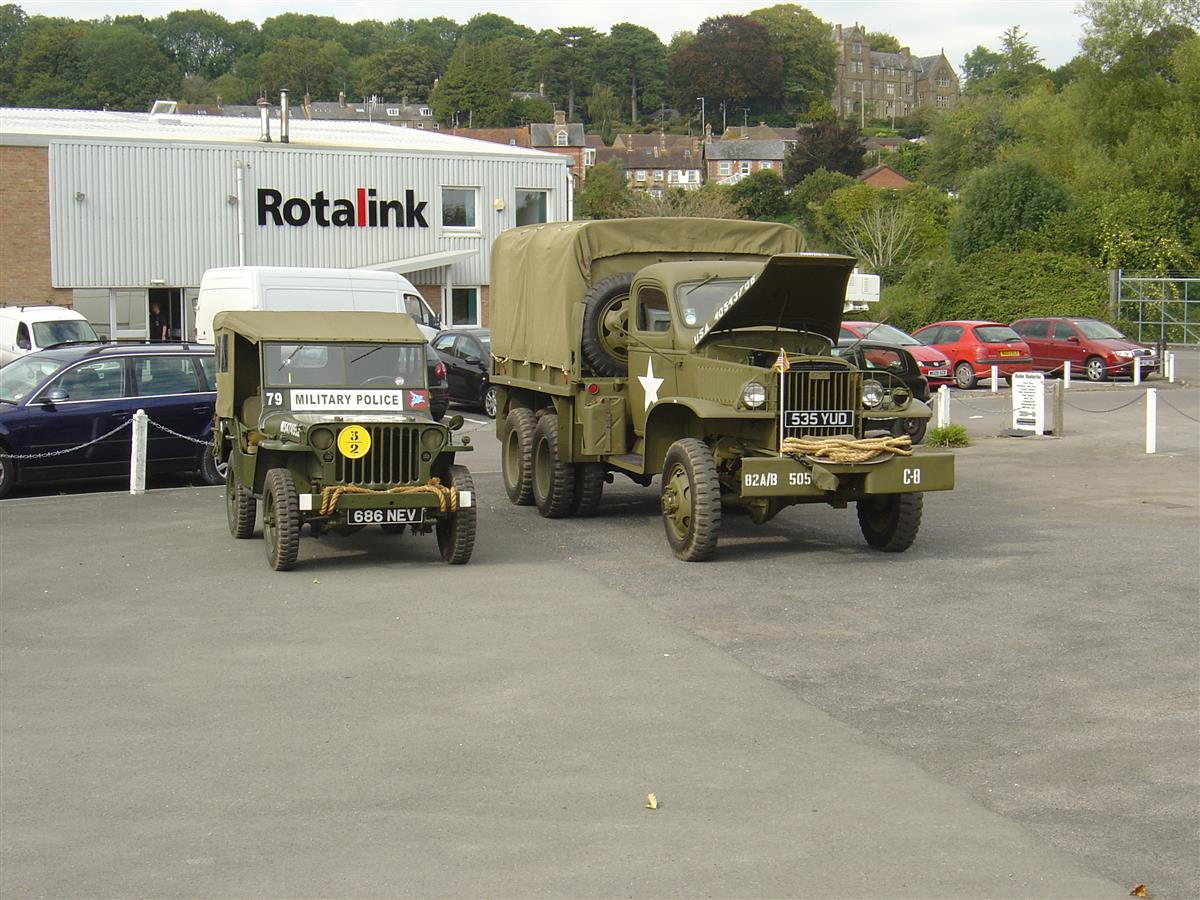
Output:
left=0, top=306, right=100, bottom=366
left=193, top=267, right=442, bottom=344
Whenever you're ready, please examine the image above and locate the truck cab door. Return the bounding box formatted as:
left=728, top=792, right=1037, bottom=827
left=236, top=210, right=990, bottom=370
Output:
left=628, top=284, right=677, bottom=438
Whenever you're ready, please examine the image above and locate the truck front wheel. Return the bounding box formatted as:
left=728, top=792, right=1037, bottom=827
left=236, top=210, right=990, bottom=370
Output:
left=660, top=439, right=721, bottom=562
left=857, top=492, right=923, bottom=552
left=502, top=408, right=536, bottom=506
left=531, top=413, right=577, bottom=518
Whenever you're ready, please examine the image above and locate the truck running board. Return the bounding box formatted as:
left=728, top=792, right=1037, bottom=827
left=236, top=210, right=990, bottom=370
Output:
left=607, top=453, right=646, bottom=475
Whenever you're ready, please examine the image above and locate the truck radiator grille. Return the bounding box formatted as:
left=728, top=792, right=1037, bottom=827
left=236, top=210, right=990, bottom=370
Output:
left=335, top=425, right=421, bottom=485
left=780, top=366, right=862, bottom=439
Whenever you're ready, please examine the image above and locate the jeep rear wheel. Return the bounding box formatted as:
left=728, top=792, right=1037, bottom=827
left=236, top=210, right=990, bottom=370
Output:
left=436, top=465, right=476, bottom=564
left=532, top=413, right=576, bottom=518
left=226, top=463, right=256, bottom=539
left=581, top=272, right=634, bottom=377
left=502, top=408, right=536, bottom=506
left=857, top=492, right=923, bottom=552
left=262, top=468, right=301, bottom=571
left=660, top=438, right=721, bottom=562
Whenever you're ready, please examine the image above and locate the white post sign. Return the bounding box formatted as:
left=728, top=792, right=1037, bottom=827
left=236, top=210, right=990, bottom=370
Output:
left=1011, top=372, right=1046, bottom=434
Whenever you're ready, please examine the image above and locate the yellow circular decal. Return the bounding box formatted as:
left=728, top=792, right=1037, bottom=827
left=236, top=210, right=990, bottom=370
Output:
left=337, top=425, right=371, bottom=459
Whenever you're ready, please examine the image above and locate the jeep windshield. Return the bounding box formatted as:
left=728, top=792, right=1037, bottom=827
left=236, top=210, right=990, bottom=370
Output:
left=674, top=279, right=752, bottom=328
left=263, top=342, right=427, bottom=389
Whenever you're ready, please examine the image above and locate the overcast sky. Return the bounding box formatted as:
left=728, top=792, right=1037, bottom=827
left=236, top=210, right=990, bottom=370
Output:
left=17, top=1, right=1088, bottom=69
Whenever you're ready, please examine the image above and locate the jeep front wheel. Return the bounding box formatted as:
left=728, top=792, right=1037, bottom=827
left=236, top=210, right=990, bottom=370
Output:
left=226, top=462, right=256, bottom=539
left=660, top=439, right=721, bottom=562
left=436, top=465, right=476, bottom=564
left=502, top=407, right=536, bottom=506
left=532, top=413, right=577, bottom=518
left=262, top=467, right=301, bottom=571
left=857, top=492, right=923, bottom=552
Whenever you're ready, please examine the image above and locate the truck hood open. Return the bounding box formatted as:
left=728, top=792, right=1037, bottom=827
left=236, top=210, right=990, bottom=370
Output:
left=692, top=253, right=857, bottom=349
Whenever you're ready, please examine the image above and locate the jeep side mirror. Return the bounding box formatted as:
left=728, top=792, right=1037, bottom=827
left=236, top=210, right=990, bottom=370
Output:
left=447, top=414, right=465, bottom=431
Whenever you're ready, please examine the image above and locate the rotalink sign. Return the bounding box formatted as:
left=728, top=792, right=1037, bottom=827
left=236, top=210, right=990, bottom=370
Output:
left=257, top=187, right=429, bottom=229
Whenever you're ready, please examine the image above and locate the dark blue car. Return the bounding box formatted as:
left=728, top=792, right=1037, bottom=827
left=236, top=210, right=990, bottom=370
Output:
left=0, top=343, right=218, bottom=498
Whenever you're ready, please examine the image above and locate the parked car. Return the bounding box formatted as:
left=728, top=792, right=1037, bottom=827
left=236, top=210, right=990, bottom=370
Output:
left=0, top=343, right=218, bottom=498
left=1010, top=316, right=1158, bottom=382
left=840, top=320, right=953, bottom=387
left=432, top=328, right=495, bottom=418
left=1, top=306, right=99, bottom=366
left=911, top=320, right=1033, bottom=389
left=426, top=338, right=449, bottom=421
left=834, top=340, right=932, bottom=443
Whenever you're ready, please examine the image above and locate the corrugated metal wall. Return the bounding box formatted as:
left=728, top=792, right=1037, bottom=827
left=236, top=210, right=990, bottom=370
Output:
left=49, top=140, right=569, bottom=289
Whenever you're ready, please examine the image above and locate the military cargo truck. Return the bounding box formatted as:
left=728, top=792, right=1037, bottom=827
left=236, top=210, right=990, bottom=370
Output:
left=489, top=218, right=954, bottom=561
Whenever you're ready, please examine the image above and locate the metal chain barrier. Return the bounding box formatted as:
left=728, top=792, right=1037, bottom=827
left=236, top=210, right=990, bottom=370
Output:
left=948, top=394, right=1009, bottom=415
left=1062, top=393, right=1146, bottom=414
left=146, top=417, right=213, bottom=447
left=0, top=418, right=133, bottom=460
left=1158, top=394, right=1200, bottom=423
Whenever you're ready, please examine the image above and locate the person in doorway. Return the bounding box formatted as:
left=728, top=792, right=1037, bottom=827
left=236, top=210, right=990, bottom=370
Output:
left=149, top=301, right=167, bottom=341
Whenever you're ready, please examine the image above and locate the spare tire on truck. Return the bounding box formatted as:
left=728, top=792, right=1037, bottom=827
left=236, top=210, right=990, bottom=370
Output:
left=581, top=272, right=635, bottom=377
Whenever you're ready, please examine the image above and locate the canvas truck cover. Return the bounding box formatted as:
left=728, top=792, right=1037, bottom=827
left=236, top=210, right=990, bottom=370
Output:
left=490, top=218, right=805, bottom=374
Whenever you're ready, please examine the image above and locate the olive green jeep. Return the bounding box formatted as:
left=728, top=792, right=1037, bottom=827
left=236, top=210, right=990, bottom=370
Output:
left=211, top=310, right=475, bottom=570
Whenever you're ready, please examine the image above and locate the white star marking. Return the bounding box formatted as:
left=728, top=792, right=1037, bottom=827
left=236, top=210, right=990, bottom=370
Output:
left=638, top=357, right=664, bottom=411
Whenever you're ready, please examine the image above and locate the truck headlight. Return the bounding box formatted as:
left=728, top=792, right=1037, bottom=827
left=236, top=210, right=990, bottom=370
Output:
left=741, top=381, right=767, bottom=409
left=309, top=427, right=334, bottom=450
left=862, top=380, right=884, bottom=408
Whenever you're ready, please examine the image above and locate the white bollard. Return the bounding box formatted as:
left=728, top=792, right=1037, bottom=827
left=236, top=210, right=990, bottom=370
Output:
left=1063, top=360, right=1071, bottom=389
left=1133, top=356, right=1142, bottom=386
left=937, top=384, right=950, bottom=429
left=991, top=364, right=999, bottom=393
left=1167, top=351, right=1175, bottom=383
left=130, top=409, right=148, bottom=495
left=1145, top=389, right=1156, bottom=455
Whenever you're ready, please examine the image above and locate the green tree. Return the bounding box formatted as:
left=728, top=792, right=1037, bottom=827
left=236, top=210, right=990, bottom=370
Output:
left=507, top=95, right=553, bottom=126
left=152, top=9, right=256, bottom=79
left=622, top=183, right=741, bottom=218
left=948, top=161, right=1069, bottom=259
left=356, top=44, right=439, bottom=100
left=727, top=168, right=788, bottom=219
left=76, top=23, right=179, bottom=110
left=459, top=12, right=532, bottom=46
left=260, top=13, right=348, bottom=49
left=602, top=23, right=666, bottom=124
left=12, top=17, right=90, bottom=108
left=670, top=15, right=783, bottom=111
left=256, top=36, right=350, bottom=100
left=865, top=31, right=901, bottom=53
left=880, top=141, right=927, bottom=179
left=1078, top=0, right=1200, bottom=70
left=586, top=83, right=621, bottom=142
left=919, top=96, right=1013, bottom=191
left=784, top=120, right=867, bottom=183
left=575, top=160, right=631, bottom=218
left=430, top=42, right=512, bottom=127
left=534, top=26, right=602, bottom=120
left=961, top=45, right=1003, bottom=92
left=0, top=3, right=28, bottom=104
left=391, top=17, right=460, bottom=72
left=748, top=5, right=837, bottom=116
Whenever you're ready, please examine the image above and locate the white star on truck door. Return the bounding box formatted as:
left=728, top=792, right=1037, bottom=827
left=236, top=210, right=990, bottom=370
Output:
left=638, top=357, right=663, bottom=410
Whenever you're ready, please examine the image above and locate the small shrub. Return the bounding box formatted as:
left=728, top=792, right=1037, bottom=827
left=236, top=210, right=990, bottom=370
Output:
left=927, top=424, right=970, bottom=447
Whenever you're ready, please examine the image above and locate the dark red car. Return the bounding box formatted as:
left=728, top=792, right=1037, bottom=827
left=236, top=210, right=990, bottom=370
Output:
left=1010, top=316, right=1158, bottom=382
left=911, top=320, right=1033, bottom=389
left=840, top=321, right=953, bottom=387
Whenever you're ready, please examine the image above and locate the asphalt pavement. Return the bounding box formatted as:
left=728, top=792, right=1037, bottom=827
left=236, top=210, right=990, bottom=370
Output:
left=2, top=375, right=1197, bottom=898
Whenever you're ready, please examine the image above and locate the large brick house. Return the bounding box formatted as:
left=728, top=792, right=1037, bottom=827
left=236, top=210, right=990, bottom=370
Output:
left=831, top=24, right=960, bottom=120
left=703, top=135, right=786, bottom=184
left=595, top=137, right=705, bottom=195
left=530, top=110, right=587, bottom=186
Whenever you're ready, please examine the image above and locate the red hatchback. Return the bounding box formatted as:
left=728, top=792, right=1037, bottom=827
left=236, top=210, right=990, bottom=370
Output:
left=840, top=321, right=953, bottom=387
left=911, top=320, right=1033, bottom=389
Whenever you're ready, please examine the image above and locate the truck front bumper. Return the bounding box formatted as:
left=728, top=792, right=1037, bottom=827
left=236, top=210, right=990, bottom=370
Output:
left=738, top=450, right=954, bottom=498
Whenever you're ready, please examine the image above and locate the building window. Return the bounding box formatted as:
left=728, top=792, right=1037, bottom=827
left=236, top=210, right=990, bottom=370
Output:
left=873, top=65, right=880, bottom=76
left=760, top=161, right=773, bottom=170
left=442, top=187, right=477, bottom=228
left=740, top=161, right=750, bottom=174
left=555, top=130, right=569, bottom=146
left=687, top=171, right=699, bottom=183
left=449, top=287, right=479, bottom=327
left=936, top=75, right=948, bottom=87
left=718, top=161, right=731, bottom=175
left=853, top=60, right=863, bottom=74
left=936, top=95, right=949, bottom=108
left=853, top=81, right=863, bottom=94
left=905, top=84, right=913, bottom=95
left=515, top=189, right=547, bottom=226
left=584, top=148, right=595, bottom=166
left=655, top=170, right=665, bottom=181
left=419, top=107, right=431, bottom=117
left=852, top=42, right=861, bottom=54
left=667, top=170, right=679, bottom=183
left=886, top=83, right=895, bottom=95
left=636, top=170, right=647, bottom=182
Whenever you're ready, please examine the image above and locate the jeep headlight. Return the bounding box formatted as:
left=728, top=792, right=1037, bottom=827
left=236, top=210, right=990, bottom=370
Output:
left=891, top=387, right=911, bottom=408
left=309, top=427, right=334, bottom=450
left=741, top=381, right=767, bottom=409
left=421, top=427, right=446, bottom=452
left=862, top=380, right=884, bottom=408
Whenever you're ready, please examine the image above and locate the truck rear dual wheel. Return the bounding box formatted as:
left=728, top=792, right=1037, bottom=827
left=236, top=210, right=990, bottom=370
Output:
left=532, top=413, right=577, bottom=518
left=263, top=467, right=301, bottom=571
left=581, top=272, right=635, bottom=377
left=570, top=463, right=606, bottom=517
left=660, top=438, right=721, bottom=562
left=502, top=408, right=536, bottom=506
left=226, top=463, right=256, bottom=539
left=857, top=492, right=923, bottom=552
left=437, top=465, right=476, bottom=564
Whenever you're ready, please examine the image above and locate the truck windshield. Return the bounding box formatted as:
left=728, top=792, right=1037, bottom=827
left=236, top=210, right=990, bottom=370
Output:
left=263, top=342, right=427, bottom=389
left=674, top=279, right=751, bottom=328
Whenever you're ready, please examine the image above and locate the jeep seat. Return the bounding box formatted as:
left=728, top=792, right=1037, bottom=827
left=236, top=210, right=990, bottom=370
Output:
left=240, top=395, right=262, bottom=430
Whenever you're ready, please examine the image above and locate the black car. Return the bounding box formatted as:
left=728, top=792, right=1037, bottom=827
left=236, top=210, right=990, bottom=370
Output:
left=426, top=338, right=449, bottom=421
left=432, top=328, right=495, bottom=418
left=834, top=340, right=932, bottom=443
left=0, top=342, right=219, bottom=498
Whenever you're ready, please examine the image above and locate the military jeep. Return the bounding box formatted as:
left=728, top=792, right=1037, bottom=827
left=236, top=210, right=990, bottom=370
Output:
left=211, top=310, right=475, bottom=570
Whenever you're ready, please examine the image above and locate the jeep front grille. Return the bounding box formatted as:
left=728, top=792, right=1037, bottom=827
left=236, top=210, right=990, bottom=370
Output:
left=779, top=364, right=862, bottom=440
left=335, top=425, right=421, bottom=485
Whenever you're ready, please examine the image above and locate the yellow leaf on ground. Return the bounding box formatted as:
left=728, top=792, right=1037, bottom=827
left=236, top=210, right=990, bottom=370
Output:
left=645, top=792, right=658, bottom=810
left=1130, top=884, right=1147, bottom=897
